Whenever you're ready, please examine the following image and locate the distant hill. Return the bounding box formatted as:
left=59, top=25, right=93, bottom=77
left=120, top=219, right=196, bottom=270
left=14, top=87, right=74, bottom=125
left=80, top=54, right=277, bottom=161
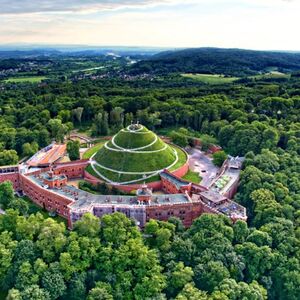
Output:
left=129, top=47, right=300, bottom=76
left=0, top=45, right=173, bottom=59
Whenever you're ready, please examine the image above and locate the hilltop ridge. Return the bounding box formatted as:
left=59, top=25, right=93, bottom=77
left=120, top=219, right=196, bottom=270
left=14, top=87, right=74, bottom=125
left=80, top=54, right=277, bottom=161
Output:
left=129, top=47, right=300, bottom=76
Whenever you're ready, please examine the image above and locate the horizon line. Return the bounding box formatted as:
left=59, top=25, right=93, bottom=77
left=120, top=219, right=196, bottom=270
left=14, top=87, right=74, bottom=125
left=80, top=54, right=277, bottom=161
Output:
left=0, top=44, right=300, bottom=53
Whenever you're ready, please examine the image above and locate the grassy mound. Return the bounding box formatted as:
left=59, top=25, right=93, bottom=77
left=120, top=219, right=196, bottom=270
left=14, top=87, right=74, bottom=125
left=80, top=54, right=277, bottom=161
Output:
left=90, top=125, right=188, bottom=183
left=113, top=126, right=156, bottom=148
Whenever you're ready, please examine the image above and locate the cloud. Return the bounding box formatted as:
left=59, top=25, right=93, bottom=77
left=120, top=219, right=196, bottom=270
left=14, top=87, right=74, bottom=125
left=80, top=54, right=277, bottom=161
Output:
left=0, top=0, right=176, bottom=15
left=0, top=0, right=299, bottom=50
left=0, top=0, right=296, bottom=15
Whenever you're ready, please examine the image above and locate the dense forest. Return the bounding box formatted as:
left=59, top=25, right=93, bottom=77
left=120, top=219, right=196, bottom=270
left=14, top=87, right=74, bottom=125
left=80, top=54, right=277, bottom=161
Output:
left=129, top=48, right=300, bottom=76
left=0, top=55, right=299, bottom=299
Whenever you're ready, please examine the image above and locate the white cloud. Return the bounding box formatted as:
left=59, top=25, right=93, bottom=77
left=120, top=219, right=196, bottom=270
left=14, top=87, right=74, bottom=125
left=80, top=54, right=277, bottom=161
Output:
left=0, top=0, right=299, bottom=50
left=0, top=0, right=181, bottom=15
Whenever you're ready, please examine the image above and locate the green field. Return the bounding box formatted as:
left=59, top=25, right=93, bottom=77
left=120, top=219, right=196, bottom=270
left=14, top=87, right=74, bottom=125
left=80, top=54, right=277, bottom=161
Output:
left=249, top=71, right=290, bottom=80
left=182, top=73, right=239, bottom=84
left=182, top=170, right=202, bottom=184
left=4, top=76, right=48, bottom=83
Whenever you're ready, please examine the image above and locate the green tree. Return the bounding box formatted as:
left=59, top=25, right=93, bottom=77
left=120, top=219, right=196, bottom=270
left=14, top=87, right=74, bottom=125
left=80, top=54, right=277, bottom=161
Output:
left=41, top=263, right=66, bottom=300
left=170, top=131, right=188, bottom=147
left=0, top=231, right=17, bottom=285
left=58, top=110, right=71, bottom=123
left=166, top=262, right=194, bottom=297
left=8, top=198, right=29, bottom=216
left=250, top=189, right=282, bottom=227
left=22, top=142, right=38, bottom=157
left=213, top=278, right=267, bottom=300
left=0, top=150, right=19, bottom=166
left=100, top=212, right=140, bottom=247
left=233, top=220, right=249, bottom=244
left=47, top=119, right=66, bottom=143
left=109, top=107, right=124, bottom=130
left=73, top=213, right=100, bottom=238
left=6, top=289, right=22, bottom=300
left=36, top=218, right=67, bottom=262
left=87, top=282, right=113, bottom=300
left=15, top=262, right=39, bottom=290
left=212, top=151, right=227, bottom=167
left=194, top=261, right=230, bottom=293
left=176, top=283, right=208, bottom=300
left=20, top=285, right=50, bottom=300
left=246, top=230, right=272, bottom=247
left=235, top=242, right=274, bottom=282
left=73, top=107, right=84, bottom=124
left=67, top=140, right=80, bottom=161
left=66, top=273, right=87, bottom=300
left=0, top=181, right=15, bottom=209
left=92, top=112, right=109, bottom=136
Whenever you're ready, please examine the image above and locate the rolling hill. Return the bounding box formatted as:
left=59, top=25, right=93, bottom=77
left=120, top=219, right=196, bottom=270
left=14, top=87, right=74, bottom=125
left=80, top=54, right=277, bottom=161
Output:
left=129, top=47, right=300, bottom=76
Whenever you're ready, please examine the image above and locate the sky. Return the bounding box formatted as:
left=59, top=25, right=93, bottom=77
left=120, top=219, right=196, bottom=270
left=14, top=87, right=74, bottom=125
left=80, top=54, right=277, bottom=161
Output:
left=0, top=0, right=299, bottom=50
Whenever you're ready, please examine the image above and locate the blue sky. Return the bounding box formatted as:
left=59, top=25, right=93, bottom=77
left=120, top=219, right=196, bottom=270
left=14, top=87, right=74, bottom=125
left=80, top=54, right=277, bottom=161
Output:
left=0, top=0, right=299, bottom=50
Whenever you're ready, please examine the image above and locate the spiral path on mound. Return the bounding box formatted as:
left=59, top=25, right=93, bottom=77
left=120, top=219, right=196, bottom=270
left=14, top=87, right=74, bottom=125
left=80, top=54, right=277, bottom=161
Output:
left=111, top=132, right=159, bottom=151
left=90, top=147, right=179, bottom=185
left=90, top=125, right=182, bottom=184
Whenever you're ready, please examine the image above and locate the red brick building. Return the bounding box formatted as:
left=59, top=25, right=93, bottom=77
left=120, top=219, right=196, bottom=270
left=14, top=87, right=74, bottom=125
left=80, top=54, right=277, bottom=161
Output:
left=0, top=166, right=20, bottom=191
left=0, top=155, right=246, bottom=229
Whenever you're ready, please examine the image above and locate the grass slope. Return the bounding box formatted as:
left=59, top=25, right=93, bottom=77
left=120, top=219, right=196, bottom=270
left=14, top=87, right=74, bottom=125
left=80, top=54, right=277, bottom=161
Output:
left=82, top=141, right=105, bottom=159
left=94, top=144, right=176, bottom=172
left=94, top=127, right=177, bottom=173
left=89, top=127, right=188, bottom=183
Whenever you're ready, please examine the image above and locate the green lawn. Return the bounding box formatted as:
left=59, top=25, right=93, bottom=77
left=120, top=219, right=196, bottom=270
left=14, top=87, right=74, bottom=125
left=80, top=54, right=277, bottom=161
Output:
left=182, top=73, right=239, bottom=84
left=182, top=170, right=202, bottom=184
left=82, top=141, right=105, bottom=159
left=4, top=76, right=48, bottom=83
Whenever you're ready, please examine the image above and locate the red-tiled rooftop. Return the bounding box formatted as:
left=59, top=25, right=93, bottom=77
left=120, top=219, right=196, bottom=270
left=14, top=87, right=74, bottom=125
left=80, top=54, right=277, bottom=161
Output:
left=27, top=143, right=66, bottom=167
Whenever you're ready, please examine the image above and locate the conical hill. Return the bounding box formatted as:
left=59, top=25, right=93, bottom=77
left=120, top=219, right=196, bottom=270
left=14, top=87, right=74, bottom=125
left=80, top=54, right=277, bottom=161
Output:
left=92, top=124, right=180, bottom=184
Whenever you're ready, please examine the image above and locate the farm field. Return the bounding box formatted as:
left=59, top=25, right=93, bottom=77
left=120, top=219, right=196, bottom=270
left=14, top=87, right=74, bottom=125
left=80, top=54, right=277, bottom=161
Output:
left=181, top=73, right=239, bottom=84
left=4, top=76, right=48, bottom=83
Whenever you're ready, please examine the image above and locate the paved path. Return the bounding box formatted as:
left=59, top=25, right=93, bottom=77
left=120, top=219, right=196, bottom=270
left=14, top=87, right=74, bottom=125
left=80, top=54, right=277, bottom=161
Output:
left=188, top=148, right=219, bottom=187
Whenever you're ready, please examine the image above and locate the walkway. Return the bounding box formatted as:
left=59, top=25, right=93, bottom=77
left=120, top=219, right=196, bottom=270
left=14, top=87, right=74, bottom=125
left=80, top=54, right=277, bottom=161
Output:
left=188, top=148, right=219, bottom=188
